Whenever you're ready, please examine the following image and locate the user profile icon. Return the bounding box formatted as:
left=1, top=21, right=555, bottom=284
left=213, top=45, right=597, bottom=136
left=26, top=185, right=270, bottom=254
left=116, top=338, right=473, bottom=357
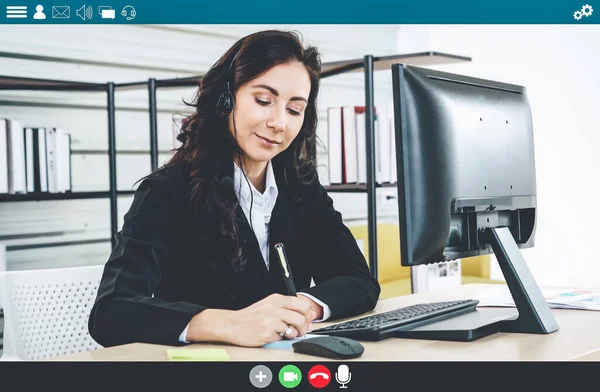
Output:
left=33, top=4, right=46, bottom=19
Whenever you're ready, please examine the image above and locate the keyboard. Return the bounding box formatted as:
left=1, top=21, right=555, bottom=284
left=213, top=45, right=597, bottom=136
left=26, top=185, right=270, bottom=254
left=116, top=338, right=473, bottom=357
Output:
left=311, top=299, right=479, bottom=341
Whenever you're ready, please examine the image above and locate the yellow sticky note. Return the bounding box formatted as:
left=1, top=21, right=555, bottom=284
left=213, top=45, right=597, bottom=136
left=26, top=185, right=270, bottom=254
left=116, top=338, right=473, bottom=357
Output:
left=166, top=348, right=231, bottom=361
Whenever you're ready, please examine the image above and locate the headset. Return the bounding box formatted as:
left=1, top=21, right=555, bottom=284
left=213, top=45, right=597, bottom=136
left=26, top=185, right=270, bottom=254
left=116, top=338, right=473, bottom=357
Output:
left=121, top=5, right=136, bottom=20
left=216, top=50, right=240, bottom=117
left=215, top=49, right=256, bottom=233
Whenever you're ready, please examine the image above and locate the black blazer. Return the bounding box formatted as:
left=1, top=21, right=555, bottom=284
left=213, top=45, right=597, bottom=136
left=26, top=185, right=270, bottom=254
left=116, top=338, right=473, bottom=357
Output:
left=88, top=160, right=380, bottom=347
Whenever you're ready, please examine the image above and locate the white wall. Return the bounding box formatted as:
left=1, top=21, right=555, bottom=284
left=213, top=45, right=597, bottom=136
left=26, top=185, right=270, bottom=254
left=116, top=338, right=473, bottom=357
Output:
left=396, top=25, right=600, bottom=288
left=0, top=24, right=399, bottom=271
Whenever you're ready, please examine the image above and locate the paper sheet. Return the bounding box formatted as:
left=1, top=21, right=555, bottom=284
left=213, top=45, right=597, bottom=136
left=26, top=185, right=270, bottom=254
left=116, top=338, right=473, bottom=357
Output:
left=474, top=286, right=600, bottom=311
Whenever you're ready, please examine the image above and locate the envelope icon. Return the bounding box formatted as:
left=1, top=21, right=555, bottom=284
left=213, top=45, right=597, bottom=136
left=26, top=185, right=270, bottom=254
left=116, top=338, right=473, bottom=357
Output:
left=52, top=6, right=70, bottom=18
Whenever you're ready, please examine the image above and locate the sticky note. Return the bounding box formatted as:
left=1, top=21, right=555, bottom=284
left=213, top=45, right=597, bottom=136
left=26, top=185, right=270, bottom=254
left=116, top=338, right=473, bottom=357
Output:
left=166, top=348, right=231, bottom=361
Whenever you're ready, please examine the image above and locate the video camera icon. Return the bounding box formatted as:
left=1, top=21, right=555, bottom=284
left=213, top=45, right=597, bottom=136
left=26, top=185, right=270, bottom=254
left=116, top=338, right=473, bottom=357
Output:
left=283, top=372, right=298, bottom=382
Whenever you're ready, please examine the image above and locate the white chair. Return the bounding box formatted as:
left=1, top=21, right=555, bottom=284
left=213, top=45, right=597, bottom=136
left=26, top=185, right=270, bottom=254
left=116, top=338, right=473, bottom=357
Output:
left=0, top=265, right=104, bottom=361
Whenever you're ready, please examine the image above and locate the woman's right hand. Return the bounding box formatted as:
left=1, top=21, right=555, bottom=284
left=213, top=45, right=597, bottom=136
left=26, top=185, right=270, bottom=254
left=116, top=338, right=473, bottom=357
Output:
left=189, top=293, right=317, bottom=347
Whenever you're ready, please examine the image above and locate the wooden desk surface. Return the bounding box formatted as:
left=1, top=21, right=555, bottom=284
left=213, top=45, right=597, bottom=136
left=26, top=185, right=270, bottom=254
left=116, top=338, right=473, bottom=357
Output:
left=49, top=284, right=600, bottom=362
left=571, top=349, right=600, bottom=361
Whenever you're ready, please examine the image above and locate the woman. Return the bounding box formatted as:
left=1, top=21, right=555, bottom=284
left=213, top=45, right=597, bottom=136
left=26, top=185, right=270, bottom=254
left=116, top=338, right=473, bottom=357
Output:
left=88, top=30, right=380, bottom=348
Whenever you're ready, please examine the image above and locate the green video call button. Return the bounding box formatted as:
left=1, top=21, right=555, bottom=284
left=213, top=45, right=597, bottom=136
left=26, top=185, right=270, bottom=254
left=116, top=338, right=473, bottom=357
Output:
left=279, top=364, right=302, bottom=388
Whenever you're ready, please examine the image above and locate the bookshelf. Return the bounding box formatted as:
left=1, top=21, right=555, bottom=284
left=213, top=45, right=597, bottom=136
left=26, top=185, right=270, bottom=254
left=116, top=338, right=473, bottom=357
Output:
left=0, top=75, right=131, bottom=249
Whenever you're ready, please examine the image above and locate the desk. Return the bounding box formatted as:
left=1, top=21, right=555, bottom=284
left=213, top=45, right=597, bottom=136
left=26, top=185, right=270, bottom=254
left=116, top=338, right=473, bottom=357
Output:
left=571, top=349, right=600, bottom=361
left=49, top=284, right=600, bottom=362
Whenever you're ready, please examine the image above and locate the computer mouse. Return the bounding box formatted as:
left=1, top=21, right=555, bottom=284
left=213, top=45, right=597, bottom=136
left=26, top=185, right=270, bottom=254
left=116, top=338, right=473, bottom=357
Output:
left=292, top=336, right=364, bottom=359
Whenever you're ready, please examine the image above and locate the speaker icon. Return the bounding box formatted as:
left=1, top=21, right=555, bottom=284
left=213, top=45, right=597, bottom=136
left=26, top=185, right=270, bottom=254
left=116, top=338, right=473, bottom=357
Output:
left=76, top=5, right=92, bottom=21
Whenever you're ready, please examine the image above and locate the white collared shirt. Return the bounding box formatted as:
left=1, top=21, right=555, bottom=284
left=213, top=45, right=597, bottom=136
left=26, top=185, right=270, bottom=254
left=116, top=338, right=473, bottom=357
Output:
left=233, top=160, right=279, bottom=267
left=179, top=161, right=330, bottom=343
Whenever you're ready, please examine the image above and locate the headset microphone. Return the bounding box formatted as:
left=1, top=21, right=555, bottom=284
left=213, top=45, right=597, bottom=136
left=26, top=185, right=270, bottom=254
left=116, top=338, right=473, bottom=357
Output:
left=218, top=176, right=234, bottom=192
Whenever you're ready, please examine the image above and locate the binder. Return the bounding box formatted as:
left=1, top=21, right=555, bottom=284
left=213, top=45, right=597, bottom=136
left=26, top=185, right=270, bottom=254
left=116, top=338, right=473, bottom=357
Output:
left=341, top=106, right=358, bottom=184
left=32, top=128, right=48, bottom=193
left=46, top=128, right=58, bottom=193
left=24, top=128, right=35, bottom=192
left=65, top=132, right=72, bottom=192
left=354, top=106, right=377, bottom=185
left=5, top=119, right=26, bottom=194
left=355, top=110, right=367, bottom=184
left=327, top=107, right=343, bottom=184
left=0, top=120, right=8, bottom=194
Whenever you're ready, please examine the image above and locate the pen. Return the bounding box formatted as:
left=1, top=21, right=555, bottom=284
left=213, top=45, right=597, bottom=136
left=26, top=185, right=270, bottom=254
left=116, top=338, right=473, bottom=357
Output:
left=275, top=243, right=297, bottom=296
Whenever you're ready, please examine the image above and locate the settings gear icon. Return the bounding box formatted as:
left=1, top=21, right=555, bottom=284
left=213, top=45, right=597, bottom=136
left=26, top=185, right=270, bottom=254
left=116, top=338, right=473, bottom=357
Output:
left=581, top=4, right=593, bottom=16
left=574, top=10, right=583, bottom=19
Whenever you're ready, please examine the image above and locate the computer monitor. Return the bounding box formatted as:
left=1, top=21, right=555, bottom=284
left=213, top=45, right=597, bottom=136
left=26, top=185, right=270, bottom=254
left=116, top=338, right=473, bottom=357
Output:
left=391, top=64, right=558, bottom=336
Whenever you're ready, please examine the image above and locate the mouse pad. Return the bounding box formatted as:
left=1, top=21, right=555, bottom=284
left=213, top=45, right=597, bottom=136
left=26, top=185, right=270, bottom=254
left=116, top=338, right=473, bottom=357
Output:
left=263, top=334, right=328, bottom=349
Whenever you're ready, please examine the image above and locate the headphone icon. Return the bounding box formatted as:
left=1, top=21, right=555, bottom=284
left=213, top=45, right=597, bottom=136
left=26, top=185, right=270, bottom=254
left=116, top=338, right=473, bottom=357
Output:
left=121, top=5, right=136, bottom=20
left=216, top=49, right=240, bottom=117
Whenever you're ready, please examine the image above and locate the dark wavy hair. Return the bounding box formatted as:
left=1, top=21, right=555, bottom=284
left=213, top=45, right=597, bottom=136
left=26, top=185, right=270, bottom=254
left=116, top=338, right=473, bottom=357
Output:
left=158, top=30, right=322, bottom=273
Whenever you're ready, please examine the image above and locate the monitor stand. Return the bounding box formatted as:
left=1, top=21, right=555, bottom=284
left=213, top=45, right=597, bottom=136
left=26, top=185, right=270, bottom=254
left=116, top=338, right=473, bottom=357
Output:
left=393, top=227, right=559, bottom=342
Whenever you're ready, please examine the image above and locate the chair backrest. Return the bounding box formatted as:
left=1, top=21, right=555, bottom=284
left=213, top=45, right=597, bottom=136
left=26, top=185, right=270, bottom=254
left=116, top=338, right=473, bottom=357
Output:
left=0, top=265, right=104, bottom=360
